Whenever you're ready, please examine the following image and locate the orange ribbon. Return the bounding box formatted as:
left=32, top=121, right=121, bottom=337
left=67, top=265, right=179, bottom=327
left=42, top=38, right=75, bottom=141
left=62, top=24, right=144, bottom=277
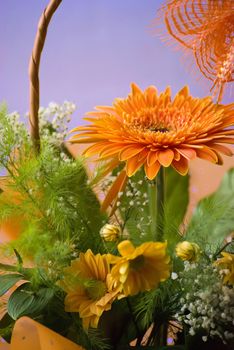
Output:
left=0, top=317, right=83, bottom=350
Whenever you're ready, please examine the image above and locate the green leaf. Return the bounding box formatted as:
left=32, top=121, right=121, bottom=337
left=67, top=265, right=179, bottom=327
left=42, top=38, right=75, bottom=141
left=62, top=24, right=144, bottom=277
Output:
left=186, top=168, right=234, bottom=246
left=165, top=167, right=189, bottom=234
left=7, top=284, right=54, bottom=320
left=0, top=273, right=23, bottom=296
left=164, top=167, right=189, bottom=246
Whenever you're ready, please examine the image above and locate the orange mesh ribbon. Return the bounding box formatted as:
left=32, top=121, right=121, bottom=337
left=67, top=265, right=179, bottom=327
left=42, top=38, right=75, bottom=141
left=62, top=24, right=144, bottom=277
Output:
left=0, top=317, right=83, bottom=350
left=158, top=0, right=234, bottom=102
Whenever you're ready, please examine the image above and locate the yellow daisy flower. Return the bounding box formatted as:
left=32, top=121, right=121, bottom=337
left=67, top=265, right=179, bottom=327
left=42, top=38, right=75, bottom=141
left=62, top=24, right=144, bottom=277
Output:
left=59, top=250, right=122, bottom=328
left=108, top=240, right=170, bottom=296
left=215, top=251, right=234, bottom=285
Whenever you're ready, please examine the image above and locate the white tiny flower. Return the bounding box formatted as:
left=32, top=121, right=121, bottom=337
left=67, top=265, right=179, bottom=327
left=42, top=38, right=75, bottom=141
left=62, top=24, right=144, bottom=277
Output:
left=171, top=272, right=178, bottom=280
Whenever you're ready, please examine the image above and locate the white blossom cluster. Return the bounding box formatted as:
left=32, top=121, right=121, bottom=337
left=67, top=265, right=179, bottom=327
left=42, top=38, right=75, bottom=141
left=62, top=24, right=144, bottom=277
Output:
left=38, top=101, right=76, bottom=145
left=0, top=111, right=28, bottom=151
left=176, top=265, right=234, bottom=344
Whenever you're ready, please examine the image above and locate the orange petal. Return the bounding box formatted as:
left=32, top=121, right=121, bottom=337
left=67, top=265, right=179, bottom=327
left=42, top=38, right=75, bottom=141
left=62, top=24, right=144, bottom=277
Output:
left=147, top=150, right=158, bottom=166
left=69, top=137, right=103, bottom=144
left=145, top=86, right=158, bottom=105
left=173, top=149, right=181, bottom=161
left=119, top=145, right=145, bottom=161
left=196, top=147, right=218, bottom=163
left=126, top=152, right=146, bottom=177
left=99, top=144, right=127, bottom=159
left=178, top=86, right=189, bottom=97
left=157, top=149, right=174, bottom=167
left=84, top=142, right=110, bottom=157
left=92, top=158, right=120, bottom=184
left=209, top=143, right=233, bottom=156
left=176, top=148, right=197, bottom=160
left=213, top=151, right=223, bottom=165
left=95, top=106, right=117, bottom=114
left=171, top=157, right=189, bottom=176
left=144, top=161, right=161, bottom=180
left=131, top=83, right=142, bottom=95
left=101, top=169, right=128, bottom=213
left=213, top=137, right=234, bottom=144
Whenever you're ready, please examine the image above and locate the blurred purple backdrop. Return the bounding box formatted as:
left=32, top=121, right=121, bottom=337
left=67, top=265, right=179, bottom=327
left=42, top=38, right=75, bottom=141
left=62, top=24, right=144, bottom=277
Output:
left=0, top=0, right=233, bottom=128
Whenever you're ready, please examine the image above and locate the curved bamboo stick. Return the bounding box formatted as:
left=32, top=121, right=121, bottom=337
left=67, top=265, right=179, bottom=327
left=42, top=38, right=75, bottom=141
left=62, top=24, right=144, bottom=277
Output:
left=29, top=0, right=62, bottom=152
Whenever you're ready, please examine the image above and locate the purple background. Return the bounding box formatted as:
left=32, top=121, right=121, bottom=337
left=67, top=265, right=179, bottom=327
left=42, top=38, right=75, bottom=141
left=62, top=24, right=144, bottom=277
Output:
left=0, top=0, right=233, bottom=127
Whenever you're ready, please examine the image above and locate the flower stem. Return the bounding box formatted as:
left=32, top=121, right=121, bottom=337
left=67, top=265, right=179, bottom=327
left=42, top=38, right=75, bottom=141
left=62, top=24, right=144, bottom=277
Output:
left=148, top=180, right=157, bottom=239
left=156, top=167, right=165, bottom=241
left=148, top=167, right=165, bottom=241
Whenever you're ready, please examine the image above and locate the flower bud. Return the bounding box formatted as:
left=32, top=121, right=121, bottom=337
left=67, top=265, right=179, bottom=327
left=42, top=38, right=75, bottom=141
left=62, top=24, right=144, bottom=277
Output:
left=100, top=224, right=121, bottom=242
left=176, top=241, right=201, bottom=262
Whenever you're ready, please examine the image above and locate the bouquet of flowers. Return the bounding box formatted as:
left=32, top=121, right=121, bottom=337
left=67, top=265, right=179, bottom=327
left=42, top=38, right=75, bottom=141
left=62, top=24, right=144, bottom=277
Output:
left=0, top=1, right=233, bottom=349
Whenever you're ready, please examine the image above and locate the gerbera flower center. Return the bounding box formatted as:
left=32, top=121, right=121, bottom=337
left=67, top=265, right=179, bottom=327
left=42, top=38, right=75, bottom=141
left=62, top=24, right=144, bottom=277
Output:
left=148, top=126, right=169, bottom=133
left=124, top=107, right=172, bottom=133
left=129, top=255, right=145, bottom=270
left=85, top=279, right=107, bottom=300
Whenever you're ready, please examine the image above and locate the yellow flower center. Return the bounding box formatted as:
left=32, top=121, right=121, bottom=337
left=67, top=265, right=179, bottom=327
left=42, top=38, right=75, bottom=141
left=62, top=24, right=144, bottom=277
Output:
left=85, top=280, right=107, bottom=300
left=129, top=255, right=145, bottom=270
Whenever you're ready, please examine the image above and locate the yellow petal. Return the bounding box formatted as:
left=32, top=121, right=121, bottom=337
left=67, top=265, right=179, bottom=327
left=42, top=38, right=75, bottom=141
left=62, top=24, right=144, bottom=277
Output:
left=118, top=240, right=135, bottom=256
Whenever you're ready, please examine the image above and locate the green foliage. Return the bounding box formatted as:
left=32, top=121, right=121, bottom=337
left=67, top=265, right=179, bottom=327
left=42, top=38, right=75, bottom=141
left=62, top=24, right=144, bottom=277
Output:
left=118, top=168, right=152, bottom=245
left=185, top=168, right=234, bottom=249
left=164, top=167, right=189, bottom=247
left=1, top=102, right=234, bottom=349
left=133, top=279, right=182, bottom=331
left=0, top=145, right=106, bottom=265
left=118, top=167, right=189, bottom=248
left=67, top=313, right=112, bottom=350
left=0, top=274, right=23, bottom=296
left=7, top=283, right=55, bottom=320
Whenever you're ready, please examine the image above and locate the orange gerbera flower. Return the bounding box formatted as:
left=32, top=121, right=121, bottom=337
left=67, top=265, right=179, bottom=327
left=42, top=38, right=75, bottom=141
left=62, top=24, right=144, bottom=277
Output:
left=70, top=83, right=234, bottom=182
left=59, top=250, right=122, bottom=328
left=158, top=0, right=234, bottom=101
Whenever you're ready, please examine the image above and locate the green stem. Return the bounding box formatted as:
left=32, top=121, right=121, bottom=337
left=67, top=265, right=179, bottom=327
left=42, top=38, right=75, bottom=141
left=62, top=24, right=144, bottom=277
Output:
left=214, top=240, right=233, bottom=259
left=148, top=168, right=165, bottom=241
left=156, top=167, right=165, bottom=241
left=148, top=181, right=157, bottom=239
